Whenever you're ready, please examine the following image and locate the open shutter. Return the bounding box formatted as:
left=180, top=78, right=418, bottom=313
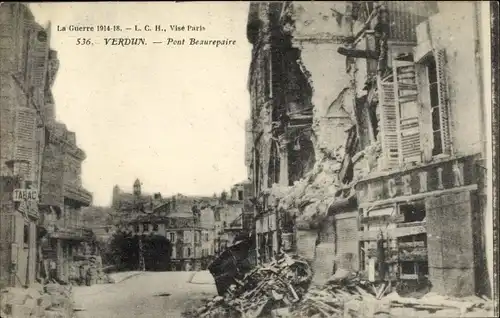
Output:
left=393, top=60, right=421, bottom=164
left=377, top=78, right=399, bottom=169
left=436, top=49, right=452, bottom=155
left=14, top=107, right=37, bottom=179
left=28, top=24, right=50, bottom=106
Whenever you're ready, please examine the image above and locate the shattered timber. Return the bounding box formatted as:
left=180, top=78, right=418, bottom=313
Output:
left=184, top=1, right=495, bottom=318
left=0, top=1, right=496, bottom=318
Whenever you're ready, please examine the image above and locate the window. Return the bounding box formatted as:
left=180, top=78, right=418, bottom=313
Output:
left=143, top=223, right=149, bottom=232
left=378, top=49, right=451, bottom=169
left=399, top=201, right=426, bottom=223
left=184, top=231, right=192, bottom=243
left=187, top=247, right=191, bottom=257
left=238, top=190, right=244, bottom=201
left=421, top=50, right=451, bottom=157
left=134, top=224, right=140, bottom=233
left=153, top=223, right=158, bottom=231
left=169, top=233, right=175, bottom=242
left=24, top=224, right=29, bottom=246
left=425, top=56, right=441, bottom=155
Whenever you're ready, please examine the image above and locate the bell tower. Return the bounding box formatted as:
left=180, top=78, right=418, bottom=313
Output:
left=133, top=179, right=142, bottom=197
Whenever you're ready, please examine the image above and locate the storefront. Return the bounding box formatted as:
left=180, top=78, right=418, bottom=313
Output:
left=255, top=211, right=278, bottom=263
left=355, top=154, right=484, bottom=297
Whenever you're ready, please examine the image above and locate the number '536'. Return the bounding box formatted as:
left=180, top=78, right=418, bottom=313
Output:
left=76, top=38, right=92, bottom=45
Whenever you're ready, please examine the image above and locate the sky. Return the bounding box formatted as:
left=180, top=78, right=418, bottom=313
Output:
left=29, top=2, right=252, bottom=207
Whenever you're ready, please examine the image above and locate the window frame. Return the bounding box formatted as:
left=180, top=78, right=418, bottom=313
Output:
left=416, top=49, right=452, bottom=159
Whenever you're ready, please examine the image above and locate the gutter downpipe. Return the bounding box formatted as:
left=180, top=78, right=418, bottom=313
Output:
left=474, top=1, right=493, bottom=298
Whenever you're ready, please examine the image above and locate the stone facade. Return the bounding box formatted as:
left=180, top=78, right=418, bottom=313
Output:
left=245, top=1, right=491, bottom=296
left=246, top=2, right=356, bottom=268
left=0, top=3, right=48, bottom=289
left=334, top=1, right=491, bottom=297
left=113, top=180, right=218, bottom=271
left=0, top=3, right=94, bottom=289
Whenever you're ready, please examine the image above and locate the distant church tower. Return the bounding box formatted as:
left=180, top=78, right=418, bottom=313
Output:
left=112, top=185, right=121, bottom=209
left=133, top=179, right=142, bottom=197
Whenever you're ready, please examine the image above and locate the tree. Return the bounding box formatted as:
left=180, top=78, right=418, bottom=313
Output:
left=220, top=190, right=228, bottom=201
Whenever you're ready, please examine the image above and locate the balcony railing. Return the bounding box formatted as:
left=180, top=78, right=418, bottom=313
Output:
left=49, top=225, right=94, bottom=241
left=64, top=182, right=92, bottom=206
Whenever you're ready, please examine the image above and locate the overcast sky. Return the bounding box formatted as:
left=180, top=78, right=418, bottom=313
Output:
left=29, top=2, right=251, bottom=206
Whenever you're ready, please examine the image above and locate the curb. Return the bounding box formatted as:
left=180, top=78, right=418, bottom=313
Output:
left=112, top=272, right=143, bottom=284
left=187, top=271, right=216, bottom=285
left=187, top=272, right=197, bottom=284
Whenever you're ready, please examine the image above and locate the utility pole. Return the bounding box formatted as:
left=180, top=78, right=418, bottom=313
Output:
left=138, top=235, right=145, bottom=271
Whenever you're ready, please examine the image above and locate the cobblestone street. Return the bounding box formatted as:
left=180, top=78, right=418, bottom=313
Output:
left=73, top=271, right=216, bottom=318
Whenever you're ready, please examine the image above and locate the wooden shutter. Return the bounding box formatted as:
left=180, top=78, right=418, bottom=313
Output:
left=377, top=78, right=399, bottom=169
left=436, top=49, right=452, bottom=155
left=27, top=25, right=50, bottom=106
left=14, top=107, right=37, bottom=179
left=393, top=60, right=421, bottom=164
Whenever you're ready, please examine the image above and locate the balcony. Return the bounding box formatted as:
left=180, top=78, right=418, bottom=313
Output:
left=64, top=182, right=92, bottom=206
left=49, top=225, right=94, bottom=241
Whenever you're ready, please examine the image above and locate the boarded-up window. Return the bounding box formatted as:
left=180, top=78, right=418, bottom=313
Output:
left=335, top=214, right=359, bottom=271
left=425, top=191, right=475, bottom=296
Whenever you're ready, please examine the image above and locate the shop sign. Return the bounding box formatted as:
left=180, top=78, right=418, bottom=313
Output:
left=13, top=189, right=39, bottom=202
left=356, top=156, right=475, bottom=204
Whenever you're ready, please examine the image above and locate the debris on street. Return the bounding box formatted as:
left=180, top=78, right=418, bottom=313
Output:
left=1, top=281, right=75, bottom=318
left=287, top=270, right=495, bottom=318
left=184, top=253, right=312, bottom=318
left=186, top=264, right=495, bottom=318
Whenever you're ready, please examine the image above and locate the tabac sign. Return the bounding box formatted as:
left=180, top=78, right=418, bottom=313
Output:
left=355, top=155, right=477, bottom=205
left=13, top=189, right=39, bottom=202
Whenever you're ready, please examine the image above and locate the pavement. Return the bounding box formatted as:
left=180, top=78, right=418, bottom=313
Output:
left=73, top=271, right=217, bottom=318
left=187, top=270, right=216, bottom=285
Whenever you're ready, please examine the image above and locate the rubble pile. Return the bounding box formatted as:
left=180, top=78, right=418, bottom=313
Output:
left=0, top=282, right=75, bottom=318
left=289, top=270, right=378, bottom=318
left=285, top=270, right=495, bottom=318
left=267, top=155, right=344, bottom=221
left=70, top=255, right=113, bottom=286
left=185, top=254, right=313, bottom=318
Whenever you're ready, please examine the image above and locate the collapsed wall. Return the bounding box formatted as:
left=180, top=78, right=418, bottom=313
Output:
left=267, top=2, right=362, bottom=284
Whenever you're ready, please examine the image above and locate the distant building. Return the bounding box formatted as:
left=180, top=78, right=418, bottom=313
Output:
left=112, top=180, right=218, bottom=271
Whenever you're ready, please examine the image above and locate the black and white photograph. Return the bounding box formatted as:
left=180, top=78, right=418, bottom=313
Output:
left=0, top=1, right=497, bottom=317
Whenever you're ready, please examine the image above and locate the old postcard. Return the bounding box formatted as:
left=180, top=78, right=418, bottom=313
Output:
left=0, top=1, right=497, bottom=318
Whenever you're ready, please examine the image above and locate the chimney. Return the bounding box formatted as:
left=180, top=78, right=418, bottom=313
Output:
left=171, top=195, right=176, bottom=210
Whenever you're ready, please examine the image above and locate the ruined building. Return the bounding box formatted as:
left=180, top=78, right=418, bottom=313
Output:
left=112, top=180, right=218, bottom=271
left=246, top=1, right=492, bottom=297
left=246, top=1, right=357, bottom=270
left=214, top=181, right=255, bottom=257
left=0, top=3, right=94, bottom=287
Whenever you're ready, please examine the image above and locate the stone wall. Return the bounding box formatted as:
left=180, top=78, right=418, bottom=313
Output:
left=288, top=2, right=354, bottom=161
left=40, top=142, right=64, bottom=208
